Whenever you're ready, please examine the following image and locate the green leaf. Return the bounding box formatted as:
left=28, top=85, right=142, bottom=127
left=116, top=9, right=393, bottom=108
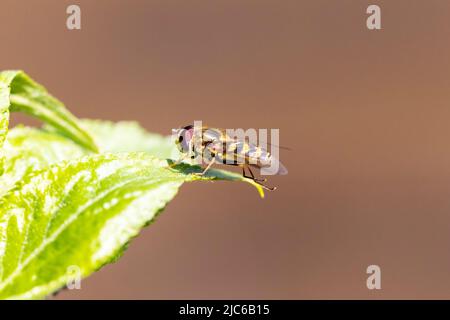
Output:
left=0, top=126, right=86, bottom=198
left=0, top=71, right=21, bottom=149
left=0, top=70, right=98, bottom=152
left=0, top=70, right=265, bottom=300
left=0, top=153, right=262, bottom=299
left=79, top=119, right=178, bottom=159
left=0, top=120, right=177, bottom=198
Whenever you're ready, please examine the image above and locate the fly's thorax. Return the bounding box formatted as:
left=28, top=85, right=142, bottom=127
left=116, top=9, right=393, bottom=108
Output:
left=190, top=128, right=223, bottom=163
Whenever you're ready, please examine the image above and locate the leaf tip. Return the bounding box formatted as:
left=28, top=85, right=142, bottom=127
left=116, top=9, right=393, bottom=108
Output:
left=245, top=178, right=265, bottom=198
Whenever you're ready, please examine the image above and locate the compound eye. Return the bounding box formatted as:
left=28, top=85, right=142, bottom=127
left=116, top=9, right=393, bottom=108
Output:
left=178, top=135, right=183, bottom=143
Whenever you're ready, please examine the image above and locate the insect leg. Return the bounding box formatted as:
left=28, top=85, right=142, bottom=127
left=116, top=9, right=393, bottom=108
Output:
left=241, top=164, right=275, bottom=191
left=195, top=156, right=216, bottom=176
left=256, top=182, right=276, bottom=191
left=241, top=165, right=253, bottom=180
left=246, top=165, right=267, bottom=183
left=241, top=164, right=256, bottom=180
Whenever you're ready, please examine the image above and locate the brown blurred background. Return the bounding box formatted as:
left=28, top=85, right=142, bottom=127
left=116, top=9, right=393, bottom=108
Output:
left=2, top=0, right=450, bottom=299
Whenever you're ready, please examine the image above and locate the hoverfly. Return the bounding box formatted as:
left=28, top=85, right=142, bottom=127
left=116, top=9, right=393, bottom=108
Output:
left=172, top=125, right=288, bottom=190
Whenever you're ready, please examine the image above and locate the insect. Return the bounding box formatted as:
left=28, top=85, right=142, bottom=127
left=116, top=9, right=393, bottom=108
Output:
left=172, top=125, right=288, bottom=190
